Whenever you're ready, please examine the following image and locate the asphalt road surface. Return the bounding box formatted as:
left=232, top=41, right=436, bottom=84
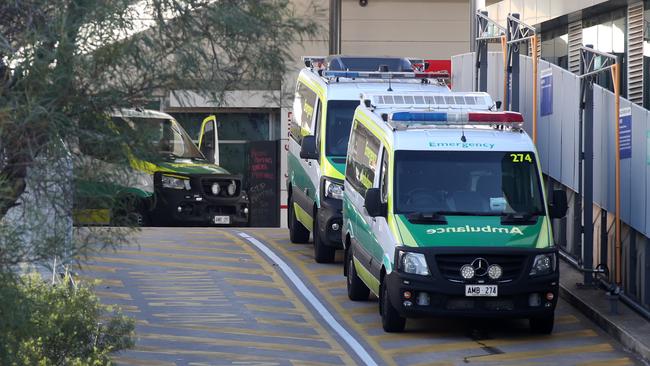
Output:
left=78, top=227, right=645, bottom=366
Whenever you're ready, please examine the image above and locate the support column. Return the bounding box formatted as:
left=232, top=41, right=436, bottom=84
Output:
left=510, top=13, right=521, bottom=112
left=581, top=46, right=595, bottom=286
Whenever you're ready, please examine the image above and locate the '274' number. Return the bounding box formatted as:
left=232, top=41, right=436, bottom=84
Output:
left=510, top=153, right=532, bottom=163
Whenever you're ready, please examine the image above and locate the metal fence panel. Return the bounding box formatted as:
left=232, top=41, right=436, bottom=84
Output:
left=603, top=88, right=617, bottom=213
left=451, top=53, right=474, bottom=92
left=619, top=98, right=633, bottom=224
left=593, top=87, right=605, bottom=206
left=631, top=105, right=647, bottom=233
left=560, top=68, right=580, bottom=191
left=536, top=60, right=553, bottom=173
left=488, top=52, right=505, bottom=104
left=548, top=65, right=563, bottom=181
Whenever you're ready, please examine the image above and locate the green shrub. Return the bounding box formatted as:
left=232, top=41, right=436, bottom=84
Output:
left=0, top=273, right=135, bottom=365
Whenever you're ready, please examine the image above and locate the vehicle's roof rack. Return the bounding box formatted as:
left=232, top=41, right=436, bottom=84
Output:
left=360, top=91, right=523, bottom=131
left=302, top=55, right=450, bottom=85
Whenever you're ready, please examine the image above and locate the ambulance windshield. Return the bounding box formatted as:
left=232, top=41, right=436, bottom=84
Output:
left=394, top=150, right=544, bottom=216
left=114, top=117, right=205, bottom=160
left=325, top=100, right=359, bottom=156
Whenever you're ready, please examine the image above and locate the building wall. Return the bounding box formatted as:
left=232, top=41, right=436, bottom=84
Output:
left=341, top=0, right=471, bottom=59
left=485, top=0, right=609, bottom=26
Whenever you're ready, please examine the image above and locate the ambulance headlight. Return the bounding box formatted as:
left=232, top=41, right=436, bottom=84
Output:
left=227, top=181, right=237, bottom=196
left=324, top=179, right=344, bottom=200
left=529, top=253, right=556, bottom=276
left=161, top=175, right=190, bottom=190
left=398, top=251, right=430, bottom=276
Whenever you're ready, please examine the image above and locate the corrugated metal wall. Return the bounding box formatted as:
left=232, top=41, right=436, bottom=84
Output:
left=452, top=53, right=650, bottom=237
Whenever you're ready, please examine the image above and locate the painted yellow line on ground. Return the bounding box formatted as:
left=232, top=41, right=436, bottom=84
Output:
left=255, top=317, right=316, bottom=329
left=309, top=267, right=342, bottom=276
left=235, top=291, right=290, bottom=301
left=146, top=296, right=226, bottom=301
left=575, top=357, right=634, bottom=366
left=147, top=302, right=223, bottom=307
left=245, top=304, right=301, bottom=315
left=471, top=343, right=614, bottom=362
left=137, top=333, right=344, bottom=356
left=389, top=329, right=598, bottom=355
left=77, top=264, right=117, bottom=273
left=112, top=356, right=176, bottom=366
left=92, top=256, right=269, bottom=275
left=123, top=243, right=249, bottom=256
left=138, top=321, right=322, bottom=341
left=225, top=278, right=277, bottom=287
left=555, top=314, right=579, bottom=324
left=116, top=305, right=141, bottom=313
left=142, top=290, right=224, bottom=296
left=409, top=361, right=455, bottom=366
left=290, top=361, right=345, bottom=366
left=79, top=277, right=124, bottom=287
left=344, top=305, right=377, bottom=316
left=94, top=290, right=132, bottom=300
left=110, top=250, right=256, bottom=265
left=132, top=346, right=334, bottom=365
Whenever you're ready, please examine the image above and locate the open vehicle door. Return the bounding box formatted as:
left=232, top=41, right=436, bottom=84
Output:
left=199, top=115, right=219, bottom=165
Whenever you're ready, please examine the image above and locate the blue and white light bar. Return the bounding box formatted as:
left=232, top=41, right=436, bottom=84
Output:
left=322, top=70, right=449, bottom=79
left=390, top=111, right=524, bottom=127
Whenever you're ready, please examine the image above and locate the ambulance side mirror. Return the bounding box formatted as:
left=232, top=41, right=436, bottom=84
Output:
left=549, top=190, right=568, bottom=219
left=300, top=135, right=319, bottom=160
left=199, top=115, right=219, bottom=165
left=364, top=188, right=386, bottom=217
left=496, top=101, right=502, bottom=110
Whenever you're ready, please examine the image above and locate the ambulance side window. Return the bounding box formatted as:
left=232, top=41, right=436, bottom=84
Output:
left=290, top=82, right=318, bottom=144
left=345, top=120, right=380, bottom=196
left=314, top=99, right=322, bottom=150
left=380, top=148, right=389, bottom=203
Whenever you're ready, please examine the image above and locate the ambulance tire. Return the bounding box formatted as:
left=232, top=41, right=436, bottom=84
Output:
left=288, top=194, right=309, bottom=243
left=111, top=196, right=149, bottom=227
left=529, top=314, right=554, bottom=334
left=347, top=248, right=370, bottom=301
left=313, top=213, right=335, bottom=263
left=380, top=278, right=406, bottom=332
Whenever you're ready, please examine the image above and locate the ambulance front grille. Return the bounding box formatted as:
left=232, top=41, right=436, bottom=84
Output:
left=435, top=254, right=526, bottom=282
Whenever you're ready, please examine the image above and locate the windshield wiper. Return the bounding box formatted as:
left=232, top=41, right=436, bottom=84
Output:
left=500, top=211, right=542, bottom=225
left=406, top=212, right=447, bottom=224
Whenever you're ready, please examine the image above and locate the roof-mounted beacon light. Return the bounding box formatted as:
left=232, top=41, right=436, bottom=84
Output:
left=387, top=111, right=524, bottom=128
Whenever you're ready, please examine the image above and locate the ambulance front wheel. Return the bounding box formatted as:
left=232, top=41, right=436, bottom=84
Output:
left=347, top=248, right=370, bottom=301
left=313, top=212, right=336, bottom=263
left=288, top=194, right=309, bottom=243
left=111, top=195, right=150, bottom=227
left=380, top=277, right=406, bottom=332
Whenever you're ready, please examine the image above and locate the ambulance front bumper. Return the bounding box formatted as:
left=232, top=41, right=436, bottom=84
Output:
left=386, top=247, right=559, bottom=318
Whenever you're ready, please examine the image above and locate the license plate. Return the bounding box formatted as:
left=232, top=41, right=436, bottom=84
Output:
left=465, top=285, right=498, bottom=297
left=213, top=216, right=230, bottom=225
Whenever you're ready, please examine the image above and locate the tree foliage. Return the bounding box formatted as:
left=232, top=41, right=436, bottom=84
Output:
left=0, top=273, right=135, bottom=365
left=0, top=0, right=319, bottom=269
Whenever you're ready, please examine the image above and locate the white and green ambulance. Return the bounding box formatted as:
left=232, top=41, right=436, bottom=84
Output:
left=74, top=109, right=249, bottom=226
left=342, top=91, right=568, bottom=333
left=287, top=56, right=449, bottom=263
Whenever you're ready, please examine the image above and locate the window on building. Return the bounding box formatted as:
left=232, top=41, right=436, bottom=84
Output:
left=582, top=9, right=627, bottom=97
left=170, top=111, right=280, bottom=188
left=541, top=26, right=569, bottom=70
